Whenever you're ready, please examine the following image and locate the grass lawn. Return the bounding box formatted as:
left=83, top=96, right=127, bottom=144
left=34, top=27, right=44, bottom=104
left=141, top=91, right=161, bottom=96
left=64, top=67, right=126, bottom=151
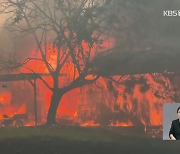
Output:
left=0, top=126, right=179, bottom=154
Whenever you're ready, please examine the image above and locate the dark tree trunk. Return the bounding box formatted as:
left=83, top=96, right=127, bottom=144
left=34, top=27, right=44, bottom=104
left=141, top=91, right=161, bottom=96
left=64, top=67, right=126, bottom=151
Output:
left=46, top=90, right=64, bottom=125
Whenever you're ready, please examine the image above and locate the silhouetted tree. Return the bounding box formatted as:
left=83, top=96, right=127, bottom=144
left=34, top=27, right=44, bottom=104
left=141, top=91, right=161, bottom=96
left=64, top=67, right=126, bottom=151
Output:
left=1, top=0, right=117, bottom=125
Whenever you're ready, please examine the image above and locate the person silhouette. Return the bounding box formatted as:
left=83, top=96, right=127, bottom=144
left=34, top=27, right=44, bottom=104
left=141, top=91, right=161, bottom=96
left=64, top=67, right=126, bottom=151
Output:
left=169, top=107, right=180, bottom=140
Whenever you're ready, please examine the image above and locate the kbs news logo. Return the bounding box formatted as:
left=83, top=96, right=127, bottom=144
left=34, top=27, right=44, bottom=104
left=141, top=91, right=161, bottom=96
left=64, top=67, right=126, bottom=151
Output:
left=163, top=10, right=180, bottom=16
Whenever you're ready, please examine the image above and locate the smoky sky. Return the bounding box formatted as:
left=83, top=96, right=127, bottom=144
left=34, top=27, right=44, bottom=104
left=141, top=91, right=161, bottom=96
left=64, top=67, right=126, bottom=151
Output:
left=92, top=0, right=180, bottom=76
left=1, top=0, right=180, bottom=75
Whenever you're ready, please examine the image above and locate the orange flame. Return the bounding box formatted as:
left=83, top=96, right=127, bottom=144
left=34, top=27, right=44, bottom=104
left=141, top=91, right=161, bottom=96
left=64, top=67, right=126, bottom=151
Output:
left=109, top=121, right=133, bottom=127
left=0, top=42, right=177, bottom=128
left=80, top=120, right=100, bottom=127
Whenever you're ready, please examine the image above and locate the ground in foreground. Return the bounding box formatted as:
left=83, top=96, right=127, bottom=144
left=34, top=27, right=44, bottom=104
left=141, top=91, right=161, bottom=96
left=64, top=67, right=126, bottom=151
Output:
left=0, top=126, right=178, bottom=154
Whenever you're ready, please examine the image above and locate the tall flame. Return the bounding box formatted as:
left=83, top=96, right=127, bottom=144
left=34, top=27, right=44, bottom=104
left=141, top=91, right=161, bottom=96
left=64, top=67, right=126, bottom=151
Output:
left=0, top=43, right=178, bottom=128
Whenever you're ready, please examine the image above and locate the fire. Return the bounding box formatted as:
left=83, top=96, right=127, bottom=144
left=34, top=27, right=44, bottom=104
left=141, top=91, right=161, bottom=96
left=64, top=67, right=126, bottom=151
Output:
left=85, top=75, right=96, bottom=80
left=80, top=120, right=100, bottom=127
left=71, top=74, right=174, bottom=127
left=0, top=72, right=177, bottom=127
left=0, top=91, right=12, bottom=105
left=16, top=104, right=26, bottom=114
left=0, top=43, right=178, bottom=129
left=109, top=121, right=133, bottom=127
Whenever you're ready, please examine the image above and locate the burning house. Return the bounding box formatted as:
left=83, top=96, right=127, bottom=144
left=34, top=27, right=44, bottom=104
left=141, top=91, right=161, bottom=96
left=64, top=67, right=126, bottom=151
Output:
left=0, top=71, right=179, bottom=129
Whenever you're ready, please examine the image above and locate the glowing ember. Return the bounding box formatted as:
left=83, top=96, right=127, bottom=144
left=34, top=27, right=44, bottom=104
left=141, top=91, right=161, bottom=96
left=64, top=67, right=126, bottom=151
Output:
left=109, top=121, right=133, bottom=127
left=80, top=120, right=100, bottom=127
left=85, top=75, right=97, bottom=80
